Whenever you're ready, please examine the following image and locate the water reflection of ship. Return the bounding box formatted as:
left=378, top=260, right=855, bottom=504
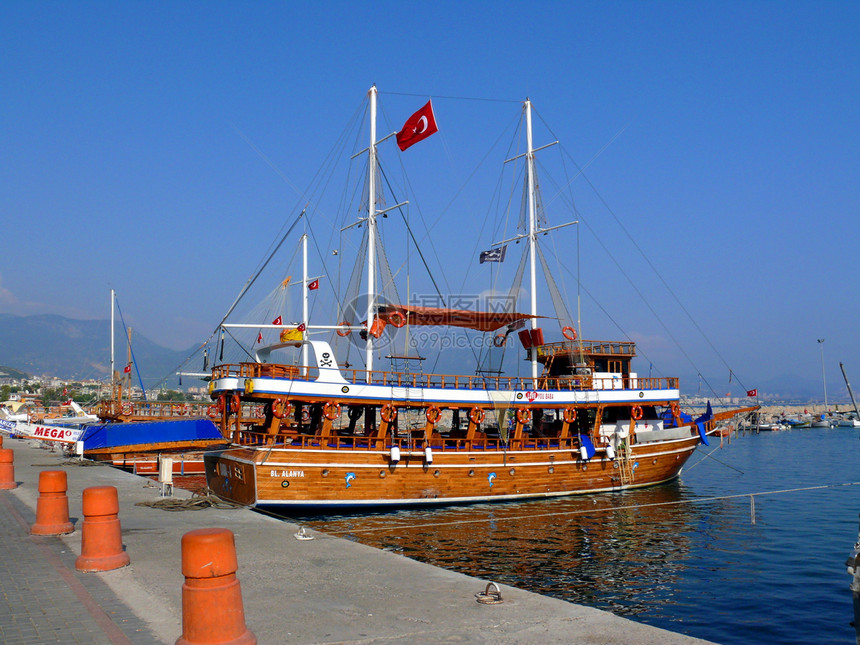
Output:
left=298, top=482, right=731, bottom=615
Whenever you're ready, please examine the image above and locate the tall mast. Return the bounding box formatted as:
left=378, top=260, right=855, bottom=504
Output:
left=818, top=338, right=828, bottom=409
left=110, top=289, right=115, bottom=398
left=365, top=85, right=378, bottom=380
left=525, top=99, right=539, bottom=381
left=301, top=233, right=309, bottom=369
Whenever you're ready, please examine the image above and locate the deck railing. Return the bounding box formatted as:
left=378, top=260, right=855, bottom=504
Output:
left=212, top=363, right=678, bottom=392
left=232, top=429, right=583, bottom=452
left=212, top=363, right=678, bottom=391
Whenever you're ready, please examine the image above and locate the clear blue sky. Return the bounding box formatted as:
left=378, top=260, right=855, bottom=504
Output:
left=2, top=1, right=858, bottom=400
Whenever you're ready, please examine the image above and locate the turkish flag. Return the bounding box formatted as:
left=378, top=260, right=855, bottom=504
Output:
left=257, top=331, right=263, bottom=343
left=123, top=364, right=131, bottom=373
left=308, top=279, right=319, bottom=291
left=747, top=389, right=757, bottom=397
left=297, top=323, right=306, bottom=332
left=272, top=315, right=282, bottom=325
left=396, top=100, right=438, bottom=151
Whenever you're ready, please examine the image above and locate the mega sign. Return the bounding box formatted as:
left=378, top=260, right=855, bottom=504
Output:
left=17, top=423, right=84, bottom=444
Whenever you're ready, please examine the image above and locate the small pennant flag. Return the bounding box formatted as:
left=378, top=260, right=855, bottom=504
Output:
left=308, top=279, right=319, bottom=291
left=272, top=315, right=282, bottom=325
left=123, top=364, right=131, bottom=374
left=747, top=389, right=757, bottom=397
left=479, top=246, right=507, bottom=264
left=257, top=331, right=263, bottom=343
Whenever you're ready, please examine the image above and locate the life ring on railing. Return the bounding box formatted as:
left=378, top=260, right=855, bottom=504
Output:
left=231, top=394, right=241, bottom=416
left=563, top=407, right=577, bottom=424
left=469, top=406, right=486, bottom=425
left=272, top=398, right=292, bottom=420
left=562, top=326, right=577, bottom=341
left=425, top=405, right=442, bottom=424
left=216, top=395, right=225, bottom=414
left=516, top=408, right=532, bottom=424
left=323, top=401, right=341, bottom=421
left=493, top=334, right=507, bottom=348
left=299, top=407, right=311, bottom=423
left=381, top=404, right=398, bottom=424
left=388, top=311, right=406, bottom=328
left=121, top=402, right=134, bottom=416
left=631, top=405, right=643, bottom=420
left=207, top=404, right=218, bottom=419
left=670, top=401, right=681, bottom=418
left=336, top=321, right=351, bottom=337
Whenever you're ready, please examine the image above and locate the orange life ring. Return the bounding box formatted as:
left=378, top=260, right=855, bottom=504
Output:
left=563, top=407, right=577, bottom=424
left=272, top=398, right=292, bottom=419
left=300, top=407, right=311, bottom=423
left=336, top=321, right=351, bottom=337
left=562, top=326, right=577, bottom=341
left=425, top=405, right=442, bottom=424
left=121, top=402, right=134, bottom=416
left=469, top=406, right=486, bottom=425
left=207, top=404, right=218, bottom=419
left=670, top=401, right=681, bottom=418
left=323, top=401, right=341, bottom=421
left=493, top=334, right=507, bottom=348
left=216, top=395, right=225, bottom=414
left=231, top=394, right=241, bottom=415
left=381, top=404, right=398, bottom=424
left=516, top=408, right=532, bottom=424
left=388, top=311, right=406, bottom=328
left=631, top=405, right=643, bottom=420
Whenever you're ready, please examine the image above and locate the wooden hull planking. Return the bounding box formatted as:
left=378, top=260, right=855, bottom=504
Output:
left=204, top=435, right=699, bottom=508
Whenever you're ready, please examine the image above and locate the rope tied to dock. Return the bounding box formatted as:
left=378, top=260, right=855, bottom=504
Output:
left=135, top=490, right=246, bottom=512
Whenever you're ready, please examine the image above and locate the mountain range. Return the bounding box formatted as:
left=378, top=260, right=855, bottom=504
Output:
left=0, top=313, right=198, bottom=388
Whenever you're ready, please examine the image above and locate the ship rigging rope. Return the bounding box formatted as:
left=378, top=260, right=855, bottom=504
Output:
left=321, top=482, right=860, bottom=536
left=535, top=106, right=748, bottom=397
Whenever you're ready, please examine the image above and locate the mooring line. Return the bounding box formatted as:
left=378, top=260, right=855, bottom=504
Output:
left=322, top=481, right=860, bottom=536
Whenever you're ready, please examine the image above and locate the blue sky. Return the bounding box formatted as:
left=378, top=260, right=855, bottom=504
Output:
left=2, top=1, right=858, bottom=400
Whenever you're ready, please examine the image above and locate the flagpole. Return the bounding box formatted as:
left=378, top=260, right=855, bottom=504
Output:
left=365, top=85, right=378, bottom=382
left=302, top=233, right=309, bottom=370
left=525, top=98, right=539, bottom=382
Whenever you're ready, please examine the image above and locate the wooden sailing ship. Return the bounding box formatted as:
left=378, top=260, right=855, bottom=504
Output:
left=203, top=87, right=749, bottom=509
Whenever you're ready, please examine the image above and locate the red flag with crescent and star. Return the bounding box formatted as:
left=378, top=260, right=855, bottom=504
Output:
left=396, top=100, right=438, bottom=151
left=272, top=315, right=282, bottom=325
left=308, top=279, right=319, bottom=291
left=747, top=389, right=757, bottom=397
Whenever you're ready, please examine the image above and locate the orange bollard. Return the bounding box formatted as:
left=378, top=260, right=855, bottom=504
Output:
left=31, top=470, right=74, bottom=535
left=176, top=528, right=256, bottom=645
left=0, top=448, right=16, bottom=489
left=75, top=486, right=130, bottom=572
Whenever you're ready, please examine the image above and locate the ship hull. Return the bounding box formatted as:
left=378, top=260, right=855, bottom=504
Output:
left=204, top=434, right=699, bottom=509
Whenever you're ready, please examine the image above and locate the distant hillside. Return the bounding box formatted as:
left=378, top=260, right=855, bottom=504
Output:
left=0, top=313, right=198, bottom=386
left=0, top=365, right=30, bottom=380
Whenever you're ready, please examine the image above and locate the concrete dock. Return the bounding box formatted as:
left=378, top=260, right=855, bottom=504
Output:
left=0, top=437, right=712, bottom=644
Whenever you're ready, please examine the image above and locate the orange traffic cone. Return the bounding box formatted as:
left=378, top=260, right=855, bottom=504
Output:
left=31, top=470, right=74, bottom=535
left=75, top=486, right=130, bottom=572
left=176, top=528, right=256, bottom=645
left=0, top=448, right=16, bottom=490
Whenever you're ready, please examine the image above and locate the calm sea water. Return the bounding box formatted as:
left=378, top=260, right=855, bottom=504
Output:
left=288, top=427, right=860, bottom=644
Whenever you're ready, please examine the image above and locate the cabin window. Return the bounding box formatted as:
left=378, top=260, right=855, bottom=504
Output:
left=608, top=360, right=622, bottom=373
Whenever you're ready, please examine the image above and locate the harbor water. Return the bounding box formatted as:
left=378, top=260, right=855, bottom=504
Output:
left=293, top=426, right=860, bottom=644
